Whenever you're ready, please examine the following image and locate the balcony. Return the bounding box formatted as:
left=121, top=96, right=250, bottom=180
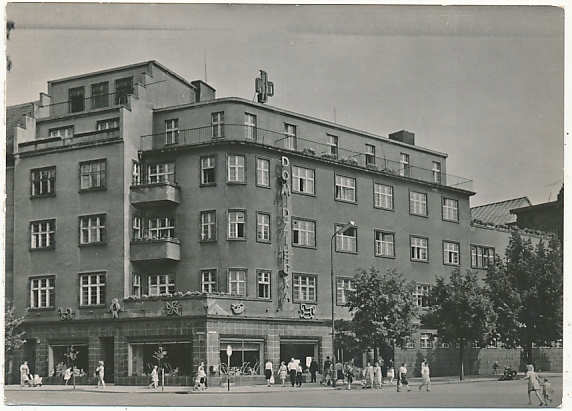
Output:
left=130, top=181, right=181, bottom=208
left=130, top=238, right=180, bottom=262
left=17, top=128, right=121, bottom=155
left=37, top=91, right=135, bottom=119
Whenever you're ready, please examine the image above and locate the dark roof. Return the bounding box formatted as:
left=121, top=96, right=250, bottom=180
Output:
left=6, top=102, right=35, bottom=166
left=471, top=197, right=532, bottom=225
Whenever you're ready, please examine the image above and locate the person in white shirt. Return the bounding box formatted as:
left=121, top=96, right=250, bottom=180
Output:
left=287, top=358, right=297, bottom=387
left=265, top=359, right=273, bottom=386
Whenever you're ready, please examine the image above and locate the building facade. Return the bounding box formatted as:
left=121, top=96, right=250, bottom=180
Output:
left=5, top=61, right=561, bottom=384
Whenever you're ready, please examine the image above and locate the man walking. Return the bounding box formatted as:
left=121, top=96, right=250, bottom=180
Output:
left=287, top=358, right=297, bottom=387
left=309, top=357, right=318, bottom=383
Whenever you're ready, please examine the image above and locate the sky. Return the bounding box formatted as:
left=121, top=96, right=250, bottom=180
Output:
left=4, top=2, right=565, bottom=207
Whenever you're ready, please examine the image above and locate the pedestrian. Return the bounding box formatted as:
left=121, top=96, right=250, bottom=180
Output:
left=492, top=361, right=499, bottom=375
left=363, top=362, right=373, bottom=389
left=95, top=360, right=105, bottom=389
left=278, top=361, right=288, bottom=387
left=542, top=378, right=554, bottom=405
left=265, top=359, right=273, bottom=387
left=419, top=360, right=431, bottom=391
left=295, top=362, right=303, bottom=387
left=63, top=366, right=72, bottom=385
left=521, top=364, right=544, bottom=406
left=20, top=361, right=30, bottom=388
left=345, top=360, right=355, bottom=390
left=334, top=358, right=344, bottom=387
left=397, top=363, right=411, bottom=392
left=320, top=356, right=332, bottom=385
left=372, top=361, right=383, bottom=389
left=309, top=357, right=318, bottom=383
left=386, top=360, right=395, bottom=385
left=194, top=365, right=207, bottom=391
left=149, top=365, right=159, bottom=388
left=287, top=358, right=297, bottom=387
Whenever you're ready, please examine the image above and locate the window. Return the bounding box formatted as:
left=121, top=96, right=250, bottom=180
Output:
left=201, top=270, right=217, bottom=293
left=228, top=269, right=246, bottom=296
left=439, top=341, right=450, bottom=349
left=91, top=82, right=109, bottom=109
left=420, top=333, right=433, bottom=349
left=80, top=272, right=106, bottom=306
left=132, top=161, right=141, bottom=185
left=96, top=118, right=119, bottom=131
left=31, top=167, right=56, bottom=197
left=375, top=230, right=394, bottom=257
left=292, top=166, right=315, bottom=195
left=212, top=112, right=224, bottom=138
left=49, top=126, right=73, bottom=138
left=405, top=340, right=415, bottom=349
left=148, top=162, right=175, bottom=184
left=471, top=245, right=495, bottom=269
left=79, top=159, right=106, bottom=190
left=256, top=158, right=270, bottom=187
left=411, top=236, right=428, bottom=262
left=432, top=161, right=442, bottom=183
left=132, top=217, right=142, bottom=240
left=442, top=198, right=459, bottom=221
left=399, top=153, right=410, bottom=177
left=69, top=87, right=85, bottom=113
left=292, top=218, right=316, bottom=248
left=374, top=183, right=393, bottom=210
left=256, top=212, right=271, bottom=242
left=148, top=217, right=175, bottom=239
left=79, top=214, right=106, bottom=245
left=293, top=274, right=316, bottom=302
left=257, top=270, right=271, bottom=299
left=165, top=119, right=179, bottom=145
left=228, top=211, right=246, bottom=239
left=443, top=241, right=460, bottom=265
left=487, top=339, right=498, bottom=349
left=284, top=124, right=297, bottom=150
left=115, top=77, right=133, bottom=105
left=365, top=144, right=376, bottom=166
left=335, top=224, right=357, bottom=253
left=200, top=156, right=216, bottom=185
left=553, top=340, right=563, bottom=349
left=327, top=135, right=338, bottom=156
left=336, top=277, right=354, bottom=305
left=148, top=274, right=175, bottom=295
left=30, top=220, right=55, bottom=249
left=335, top=175, right=356, bottom=202
left=415, top=284, right=431, bottom=308
left=30, top=276, right=55, bottom=309
left=245, top=113, right=257, bottom=140
left=227, top=155, right=246, bottom=183
left=409, top=191, right=428, bottom=216
left=200, top=211, right=217, bottom=242
left=132, top=274, right=141, bottom=297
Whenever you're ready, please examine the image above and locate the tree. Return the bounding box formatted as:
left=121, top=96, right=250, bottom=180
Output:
left=485, top=232, right=563, bottom=366
left=345, top=267, right=420, bottom=360
left=5, top=305, right=27, bottom=384
left=64, top=345, right=79, bottom=389
left=422, top=269, right=496, bottom=380
left=6, top=20, right=14, bottom=71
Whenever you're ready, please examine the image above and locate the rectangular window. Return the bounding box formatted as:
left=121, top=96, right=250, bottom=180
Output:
left=292, top=166, right=315, bottom=195
left=399, top=153, right=410, bottom=177
left=30, top=219, right=56, bottom=249
left=228, top=211, right=246, bottom=239
left=292, top=218, right=316, bottom=248
left=293, top=274, right=316, bottom=302
left=420, top=333, right=433, bottom=349
left=132, top=161, right=141, bottom=185
left=442, top=198, right=459, bottom=221
left=132, top=274, right=141, bottom=297
left=335, top=175, right=356, bottom=202
left=91, top=82, right=109, bottom=109
left=49, top=126, right=73, bottom=138
left=228, top=269, right=246, bottom=296
left=201, top=270, right=217, bottom=293
left=440, top=341, right=450, bottom=349
left=212, top=112, right=225, bottom=138
left=244, top=113, right=257, bottom=140
left=375, top=230, right=394, bottom=257
left=443, top=241, right=460, bottom=265
left=257, top=270, right=271, bottom=299
left=148, top=217, right=175, bottom=239
left=165, top=119, right=179, bottom=145
left=30, top=276, right=55, bottom=309
left=79, top=159, right=106, bottom=190
left=31, top=167, right=56, bottom=197
left=256, top=212, right=271, bottom=242
left=365, top=144, right=376, bottom=166
left=69, top=87, right=85, bottom=113
left=200, top=156, right=216, bottom=185
left=147, top=162, right=175, bottom=184
left=415, top=284, right=431, bottom=308
left=227, top=155, right=246, bottom=183
left=411, top=236, right=428, bottom=261
left=115, top=77, right=133, bottom=105
left=80, top=272, right=106, bottom=306
left=409, top=191, right=428, bottom=216
left=327, top=134, right=338, bottom=156
left=148, top=274, right=175, bottom=296
left=79, top=214, right=106, bottom=245
left=96, top=118, right=119, bottom=131
left=200, top=211, right=217, bottom=242
left=553, top=340, right=563, bottom=349
left=336, top=277, right=354, bottom=305
left=405, top=340, right=415, bottom=349
left=284, top=124, right=297, bottom=150
left=132, top=217, right=142, bottom=240
left=335, top=224, right=357, bottom=253
left=471, top=245, right=495, bottom=269
left=374, top=183, right=393, bottom=210
left=256, top=158, right=270, bottom=187
left=487, top=340, right=498, bottom=349
left=432, top=161, right=442, bottom=183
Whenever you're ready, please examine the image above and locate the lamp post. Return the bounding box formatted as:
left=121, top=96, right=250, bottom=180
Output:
left=330, top=221, right=355, bottom=364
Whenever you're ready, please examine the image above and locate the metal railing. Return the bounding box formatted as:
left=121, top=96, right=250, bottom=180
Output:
left=141, top=125, right=473, bottom=191
left=18, top=128, right=121, bottom=154
left=39, top=91, right=135, bottom=118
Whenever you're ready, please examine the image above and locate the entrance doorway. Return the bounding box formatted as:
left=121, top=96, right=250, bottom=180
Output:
left=280, top=340, right=318, bottom=369
left=100, top=337, right=115, bottom=383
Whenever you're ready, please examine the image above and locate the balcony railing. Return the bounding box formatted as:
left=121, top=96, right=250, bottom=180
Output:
left=130, top=238, right=181, bottom=262
left=38, top=91, right=135, bottom=118
left=141, top=125, right=473, bottom=191
left=130, top=181, right=181, bottom=207
left=18, top=128, right=121, bottom=154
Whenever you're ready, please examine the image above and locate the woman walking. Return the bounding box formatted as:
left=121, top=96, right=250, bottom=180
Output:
left=149, top=365, right=159, bottom=388
left=397, top=363, right=411, bottom=392
left=95, top=361, right=105, bottom=389
left=265, top=359, right=274, bottom=387
left=278, top=361, right=288, bottom=387
left=419, top=360, right=431, bottom=391
left=521, top=364, right=544, bottom=406
left=372, top=362, right=383, bottom=389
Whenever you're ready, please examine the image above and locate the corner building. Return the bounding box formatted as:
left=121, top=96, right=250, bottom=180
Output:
left=8, top=61, right=517, bottom=385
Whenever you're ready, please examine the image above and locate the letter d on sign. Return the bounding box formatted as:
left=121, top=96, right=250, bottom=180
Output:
left=281, top=156, right=290, bottom=167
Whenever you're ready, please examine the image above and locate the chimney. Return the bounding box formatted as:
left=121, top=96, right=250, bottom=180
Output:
left=388, top=130, right=415, bottom=145
left=191, top=80, right=216, bottom=103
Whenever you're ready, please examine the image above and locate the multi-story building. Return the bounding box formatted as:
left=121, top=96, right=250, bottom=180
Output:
left=5, top=61, right=560, bottom=385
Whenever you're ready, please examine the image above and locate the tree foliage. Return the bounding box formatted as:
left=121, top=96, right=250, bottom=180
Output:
left=5, top=305, right=27, bottom=354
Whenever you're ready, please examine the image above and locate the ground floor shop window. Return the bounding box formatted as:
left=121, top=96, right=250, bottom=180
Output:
left=49, top=344, right=88, bottom=378
left=129, top=341, right=192, bottom=377
left=219, top=339, right=263, bottom=375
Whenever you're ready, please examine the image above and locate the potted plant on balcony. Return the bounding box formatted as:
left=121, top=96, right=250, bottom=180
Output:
left=302, top=147, right=316, bottom=156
